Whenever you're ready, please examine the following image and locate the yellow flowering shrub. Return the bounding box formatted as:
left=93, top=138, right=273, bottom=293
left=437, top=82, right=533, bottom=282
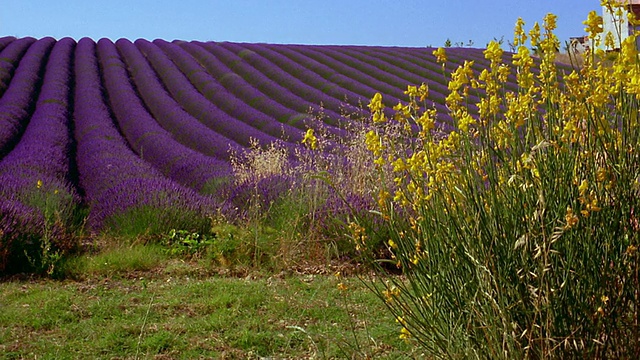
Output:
left=353, top=11, right=640, bottom=359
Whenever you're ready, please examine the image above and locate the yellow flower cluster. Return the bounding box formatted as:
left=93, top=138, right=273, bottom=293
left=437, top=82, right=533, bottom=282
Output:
left=368, top=92, right=386, bottom=123
left=433, top=47, right=447, bottom=65
left=301, top=128, right=318, bottom=150
left=360, top=9, right=638, bottom=272
left=348, top=221, right=367, bottom=251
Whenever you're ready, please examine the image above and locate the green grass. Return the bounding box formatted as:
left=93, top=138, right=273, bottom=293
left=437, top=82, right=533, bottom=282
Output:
left=0, top=250, right=419, bottom=359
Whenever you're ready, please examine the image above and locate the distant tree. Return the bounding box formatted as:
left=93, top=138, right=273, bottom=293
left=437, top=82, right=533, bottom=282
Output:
left=444, top=38, right=452, bottom=47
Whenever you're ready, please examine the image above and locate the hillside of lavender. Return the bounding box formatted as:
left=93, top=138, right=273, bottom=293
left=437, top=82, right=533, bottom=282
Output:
left=0, top=36, right=506, bottom=273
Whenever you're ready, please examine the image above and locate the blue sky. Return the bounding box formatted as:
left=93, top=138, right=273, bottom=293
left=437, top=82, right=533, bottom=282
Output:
left=3, top=1, right=600, bottom=48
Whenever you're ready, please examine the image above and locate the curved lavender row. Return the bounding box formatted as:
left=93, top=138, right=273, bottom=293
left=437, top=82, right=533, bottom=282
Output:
left=395, top=47, right=515, bottom=85
left=0, top=37, right=80, bottom=258
left=361, top=46, right=485, bottom=108
left=115, top=39, right=243, bottom=160
left=73, top=38, right=218, bottom=228
left=352, top=45, right=449, bottom=82
left=0, top=37, right=36, bottom=97
left=96, top=38, right=231, bottom=192
left=368, top=46, right=498, bottom=108
left=398, top=47, right=521, bottom=100
left=135, top=40, right=292, bottom=150
left=266, top=44, right=401, bottom=116
left=322, top=46, right=442, bottom=94
left=328, top=46, right=452, bottom=116
left=244, top=43, right=370, bottom=112
left=286, top=44, right=437, bottom=121
left=335, top=46, right=450, bottom=101
left=0, top=38, right=76, bottom=182
left=0, top=37, right=55, bottom=158
left=220, top=42, right=365, bottom=119
left=185, top=41, right=332, bottom=135
left=200, top=42, right=350, bottom=131
left=395, top=47, right=486, bottom=72
left=0, top=36, right=16, bottom=51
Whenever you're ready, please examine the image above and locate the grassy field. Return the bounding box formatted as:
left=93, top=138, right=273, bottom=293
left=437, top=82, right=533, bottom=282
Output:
left=0, top=243, right=419, bottom=359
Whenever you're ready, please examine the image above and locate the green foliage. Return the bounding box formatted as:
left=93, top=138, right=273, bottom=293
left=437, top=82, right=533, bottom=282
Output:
left=2, top=183, right=85, bottom=276
left=161, top=229, right=215, bottom=258
left=103, top=205, right=211, bottom=239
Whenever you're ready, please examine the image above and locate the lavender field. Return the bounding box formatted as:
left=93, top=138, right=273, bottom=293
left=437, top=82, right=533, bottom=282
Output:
left=0, top=36, right=510, bottom=273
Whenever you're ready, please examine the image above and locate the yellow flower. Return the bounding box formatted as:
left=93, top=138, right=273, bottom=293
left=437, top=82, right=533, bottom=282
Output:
left=584, top=11, right=603, bottom=39
left=388, top=239, right=398, bottom=250
left=433, top=47, right=447, bottom=64
left=578, top=179, right=589, bottom=196
left=382, top=285, right=400, bottom=303
left=399, top=327, right=411, bottom=340
left=543, top=13, right=557, bottom=32
left=301, top=128, right=318, bottom=150
left=565, top=206, right=579, bottom=229
left=365, top=130, right=383, bottom=157
left=484, top=41, right=503, bottom=65
left=337, top=282, right=348, bottom=291
left=417, top=83, right=429, bottom=101
left=528, top=22, right=540, bottom=48
left=368, top=92, right=385, bottom=113
left=457, top=112, right=476, bottom=132
left=404, top=85, right=418, bottom=97
left=514, top=17, right=527, bottom=47
left=392, top=158, right=407, bottom=172
left=393, top=102, right=410, bottom=121
left=36, top=180, right=43, bottom=189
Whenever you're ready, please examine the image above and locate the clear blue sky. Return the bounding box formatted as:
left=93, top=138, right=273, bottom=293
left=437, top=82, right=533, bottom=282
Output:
left=2, top=1, right=600, bottom=48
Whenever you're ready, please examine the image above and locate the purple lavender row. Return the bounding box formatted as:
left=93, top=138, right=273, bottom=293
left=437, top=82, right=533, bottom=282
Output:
left=0, top=37, right=15, bottom=52
left=324, top=46, right=452, bottom=116
left=264, top=44, right=400, bottom=117
left=198, top=42, right=350, bottom=131
left=363, top=46, right=495, bottom=109
left=365, top=46, right=485, bottom=107
left=181, top=41, right=332, bottom=136
left=394, top=47, right=520, bottom=99
left=0, top=37, right=36, bottom=96
left=95, top=38, right=231, bottom=192
left=0, top=38, right=80, bottom=272
left=335, top=46, right=450, bottom=100
left=114, top=39, right=243, bottom=160
left=392, top=47, right=509, bottom=85
left=134, top=39, right=293, bottom=150
left=73, top=38, right=217, bottom=229
left=219, top=42, right=365, bottom=119
left=243, top=43, right=370, bottom=112
left=0, top=38, right=76, bottom=181
left=0, top=37, right=55, bottom=158
left=285, top=45, right=412, bottom=107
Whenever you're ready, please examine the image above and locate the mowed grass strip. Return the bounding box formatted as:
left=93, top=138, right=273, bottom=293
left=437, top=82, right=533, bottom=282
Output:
left=0, top=251, right=419, bottom=359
